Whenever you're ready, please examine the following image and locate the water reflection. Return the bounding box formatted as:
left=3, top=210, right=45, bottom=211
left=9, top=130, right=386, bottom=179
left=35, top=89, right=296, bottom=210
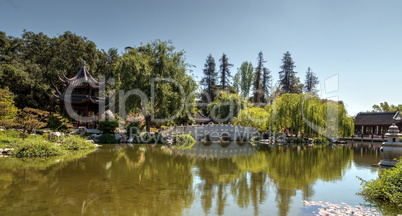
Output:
left=0, top=143, right=367, bottom=216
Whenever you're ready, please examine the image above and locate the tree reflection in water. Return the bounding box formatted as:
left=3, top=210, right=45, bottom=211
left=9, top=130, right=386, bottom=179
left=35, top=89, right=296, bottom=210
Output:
left=0, top=143, right=354, bottom=216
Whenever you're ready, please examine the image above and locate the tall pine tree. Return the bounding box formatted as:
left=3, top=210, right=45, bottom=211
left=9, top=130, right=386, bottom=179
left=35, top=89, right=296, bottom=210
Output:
left=253, top=51, right=266, bottom=103
left=218, top=53, right=233, bottom=91
left=200, top=54, right=218, bottom=114
left=278, top=51, right=302, bottom=94
left=304, top=67, right=319, bottom=95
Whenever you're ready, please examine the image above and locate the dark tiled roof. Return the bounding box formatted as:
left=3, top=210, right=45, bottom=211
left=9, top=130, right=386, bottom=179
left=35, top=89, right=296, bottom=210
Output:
left=52, top=93, right=108, bottom=105
left=354, top=111, right=402, bottom=126
left=195, top=112, right=213, bottom=123
left=60, top=62, right=105, bottom=89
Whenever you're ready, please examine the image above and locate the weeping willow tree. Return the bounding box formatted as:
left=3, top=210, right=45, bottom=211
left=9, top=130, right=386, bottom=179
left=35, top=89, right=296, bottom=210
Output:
left=235, top=93, right=354, bottom=138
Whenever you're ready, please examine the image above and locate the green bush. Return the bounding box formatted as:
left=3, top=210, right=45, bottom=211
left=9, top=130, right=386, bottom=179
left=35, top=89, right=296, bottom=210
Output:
left=99, top=133, right=117, bottom=144
left=358, top=160, right=402, bottom=214
left=47, top=115, right=67, bottom=131
left=126, top=121, right=141, bottom=133
left=313, top=137, right=329, bottom=144
left=60, top=135, right=97, bottom=150
left=176, top=134, right=195, bottom=148
left=99, top=119, right=118, bottom=133
left=10, top=139, right=65, bottom=157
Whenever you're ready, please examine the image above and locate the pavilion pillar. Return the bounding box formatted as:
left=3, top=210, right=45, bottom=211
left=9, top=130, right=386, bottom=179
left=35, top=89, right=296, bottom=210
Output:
left=362, top=126, right=364, bottom=134
left=376, top=126, right=379, bottom=135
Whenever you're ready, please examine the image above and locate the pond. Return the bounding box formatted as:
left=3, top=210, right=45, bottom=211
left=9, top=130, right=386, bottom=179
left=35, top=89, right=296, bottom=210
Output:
left=0, top=142, right=383, bottom=215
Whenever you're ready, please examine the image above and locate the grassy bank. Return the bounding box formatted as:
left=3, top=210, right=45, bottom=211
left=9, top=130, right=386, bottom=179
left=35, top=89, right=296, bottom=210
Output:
left=0, top=131, right=98, bottom=158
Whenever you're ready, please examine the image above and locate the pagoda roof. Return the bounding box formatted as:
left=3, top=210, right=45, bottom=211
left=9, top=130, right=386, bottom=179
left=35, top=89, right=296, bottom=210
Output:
left=59, top=61, right=105, bottom=89
left=52, top=92, right=108, bottom=105
left=354, top=111, right=402, bottom=126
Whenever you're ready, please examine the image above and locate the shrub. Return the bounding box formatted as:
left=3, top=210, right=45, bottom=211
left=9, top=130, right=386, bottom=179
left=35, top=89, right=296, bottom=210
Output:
left=47, top=115, right=67, bottom=131
left=250, top=136, right=260, bottom=143
left=176, top=134, right=195, bottom=148
left=358, top=160, right=402, bottom=214
left=99, top=119, right=118, bottom=134
left=10, top=139, right=65, bottom=157
left=313, top=137, right=329, bottom=144
left=60, top=135, right=97, bottom=150
left=126, top=121, right=142, bottom=134
left=99, top=133, right=117, bottom=144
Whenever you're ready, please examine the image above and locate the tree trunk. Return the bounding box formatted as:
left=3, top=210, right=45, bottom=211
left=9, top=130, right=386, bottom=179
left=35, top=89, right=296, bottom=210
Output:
left=145, top=116, right=151, bottom=132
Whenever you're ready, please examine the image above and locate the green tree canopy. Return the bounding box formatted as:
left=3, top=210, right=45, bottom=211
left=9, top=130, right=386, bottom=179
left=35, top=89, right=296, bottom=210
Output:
left=114, top=40, right=197, bottom=131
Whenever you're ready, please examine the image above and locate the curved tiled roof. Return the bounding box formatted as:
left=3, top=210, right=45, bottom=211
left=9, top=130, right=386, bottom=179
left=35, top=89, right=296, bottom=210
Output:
left=354, top=111, right=402, bottom=126
left=60, top=61, right=105, bottom=89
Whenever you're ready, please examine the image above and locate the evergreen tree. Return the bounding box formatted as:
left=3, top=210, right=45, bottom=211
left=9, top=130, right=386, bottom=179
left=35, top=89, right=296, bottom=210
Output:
left=304, top=67, right=319, bottom=95
left=218, top=53, right=233, bottom=90
left=261, top=67, right=272, bottom=103
left=278, top=51, right=302, bottom=94
left=200, top=54, right=218, bottom=103
left=253, top=51, right=266, bottom=103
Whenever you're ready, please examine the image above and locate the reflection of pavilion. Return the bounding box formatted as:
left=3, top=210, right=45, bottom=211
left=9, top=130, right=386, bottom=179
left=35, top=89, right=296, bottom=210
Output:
left=172, top=142, right=257, bottom=159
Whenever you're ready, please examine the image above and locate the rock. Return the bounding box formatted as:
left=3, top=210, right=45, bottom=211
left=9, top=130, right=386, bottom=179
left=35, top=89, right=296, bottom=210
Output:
left=101, top=110, right=115, bottom=121
left=78, top=127, right=87, bottom=136
left=1, top=148, right=14, bottom=154
left=85, top=140, right=94, bottom=144
left=50, top=132, right=62, bottom=137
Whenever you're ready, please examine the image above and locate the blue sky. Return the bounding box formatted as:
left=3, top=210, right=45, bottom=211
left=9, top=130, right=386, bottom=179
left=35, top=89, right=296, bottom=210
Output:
left=1, top=0, right=402, bottom=116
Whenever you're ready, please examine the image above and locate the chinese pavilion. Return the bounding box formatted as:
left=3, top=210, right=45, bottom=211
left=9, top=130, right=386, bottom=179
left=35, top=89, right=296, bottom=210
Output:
left=53, top=61, right=108, bottom=128
left=354, top=111, right=402, bottom=135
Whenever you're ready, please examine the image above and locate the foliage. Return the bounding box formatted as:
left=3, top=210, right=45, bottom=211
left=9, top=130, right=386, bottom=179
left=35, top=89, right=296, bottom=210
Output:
left=115, top=40, right=197, bottom=132
left=369, top=102, right=402, bottom=113
left=253, top=51, right=266, bottom=103
left=237, top=61, right=254, bottom=99
left=176, top=134, right=195, bottom=148
left=47, top=113, right=74, bottom=132
left=9, top=139, right=65, bottom=157
left=358, top=160, right=402, bottom=214
left=0, top=89, right=19, bottom=128
left=15, top=107, right=49, bottom=138
left=235, top=93, right=354, bottom=138
left=99, top=119, right=118, bottom=134
left=200, top=54, right=218, bottom=110
left=304, top=67, right=319, bottom=95
left=99, top=133, right=117, bottom=144
left=218, top=53, right=233, bottom=90
left=313, top=137, right=329, bottom=144
left=278, top=51, right=303, bottom=94
left=234, top=106, right=269, bottom=129
left=60, top=135, right=97, bottom=150
left=0, top=30, right=119, bottom=112
left=207, top=91, right=246, bottom=123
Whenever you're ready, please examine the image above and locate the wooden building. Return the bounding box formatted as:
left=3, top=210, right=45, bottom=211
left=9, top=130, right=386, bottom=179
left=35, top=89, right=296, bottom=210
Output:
left=53, top=61, right=108, bottom=128
left=354, top=111, right=402, bottom=135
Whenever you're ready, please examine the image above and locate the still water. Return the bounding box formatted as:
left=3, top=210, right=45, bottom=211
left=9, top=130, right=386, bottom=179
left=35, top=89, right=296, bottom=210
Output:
left=0, top=142, right=382, bottom=216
